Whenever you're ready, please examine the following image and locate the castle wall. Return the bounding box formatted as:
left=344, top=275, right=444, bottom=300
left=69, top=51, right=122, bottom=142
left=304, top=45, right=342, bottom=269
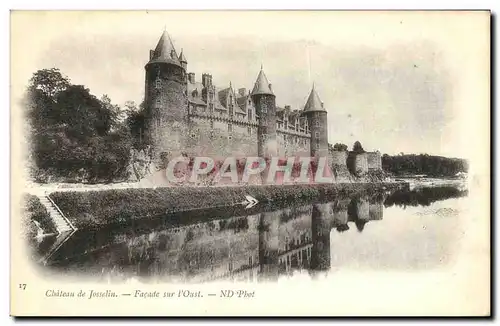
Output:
left=347, top=152, right=368, bottom=176
left=367, top=151, right=382, bottom=170
left=276, top=130, right=311, bottom=157
left=185, top=114, right=258, bottom=157
left=329, top=151, right=351, bottom=183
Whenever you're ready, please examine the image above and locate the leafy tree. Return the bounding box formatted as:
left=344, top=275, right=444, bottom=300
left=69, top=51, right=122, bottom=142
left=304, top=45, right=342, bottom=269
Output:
left=26, top=68, right=136, bottom=183
left=28, top=68, right=70, bottom=98
left=381, top=153, right=468, bottom=177
left=352, top=141, right=365, bottom=153
left=333, top=143, right=348, bottom=151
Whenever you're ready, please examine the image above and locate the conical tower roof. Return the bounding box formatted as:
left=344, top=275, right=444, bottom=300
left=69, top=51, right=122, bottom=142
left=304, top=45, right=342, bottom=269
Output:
left=251, top=67, right=274, bottom=96
left=147, top=30, right=182, bottom=67
left=303, top=84, right=326, bottom=112
left=178, top=49, right=187, bottom=63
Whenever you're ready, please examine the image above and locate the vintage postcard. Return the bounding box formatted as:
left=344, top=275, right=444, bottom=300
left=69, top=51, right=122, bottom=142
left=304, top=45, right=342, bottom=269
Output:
left=10, top=10, right=490, bottom=316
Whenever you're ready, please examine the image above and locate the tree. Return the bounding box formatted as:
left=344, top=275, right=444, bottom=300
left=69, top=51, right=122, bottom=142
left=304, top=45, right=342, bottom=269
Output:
left=333, top=143, right=348, bottom=151
left=28, top=68, right=70, bottom=99
left=25, top=68, right=137, bottom=183
left=352, top=141, right=365, bottom=153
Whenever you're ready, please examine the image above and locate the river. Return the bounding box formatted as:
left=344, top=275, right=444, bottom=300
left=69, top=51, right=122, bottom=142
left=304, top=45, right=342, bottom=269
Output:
left=35, top=185, right=468, bottom=283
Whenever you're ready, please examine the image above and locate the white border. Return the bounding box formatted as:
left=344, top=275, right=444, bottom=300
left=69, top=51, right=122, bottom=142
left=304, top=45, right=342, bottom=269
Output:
left=3, top=1, right=497, bottom=325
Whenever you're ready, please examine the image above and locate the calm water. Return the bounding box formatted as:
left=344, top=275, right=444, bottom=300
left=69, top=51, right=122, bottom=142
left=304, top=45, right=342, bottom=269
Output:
left=37, top=185, right=468, bottom=283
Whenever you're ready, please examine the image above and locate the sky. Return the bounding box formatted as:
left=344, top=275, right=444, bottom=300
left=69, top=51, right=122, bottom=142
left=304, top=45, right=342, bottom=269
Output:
left=11, top=11, right=490, bottom=159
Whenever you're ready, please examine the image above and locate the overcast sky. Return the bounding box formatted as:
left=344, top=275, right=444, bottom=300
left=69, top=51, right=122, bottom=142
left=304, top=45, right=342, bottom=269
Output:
left=11, top=11, right=489, bottom=159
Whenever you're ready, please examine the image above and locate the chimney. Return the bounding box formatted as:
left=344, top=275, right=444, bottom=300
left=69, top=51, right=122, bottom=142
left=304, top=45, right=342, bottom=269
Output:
left=202, top=73, right=212, bottom=87
left=188, top=72, right=195, bottom=84
left=238, top=88, right=246, bottom=96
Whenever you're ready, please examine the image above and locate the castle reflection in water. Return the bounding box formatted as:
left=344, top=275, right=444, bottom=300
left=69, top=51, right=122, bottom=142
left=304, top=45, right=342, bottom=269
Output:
left=45, top=193, right=390, bottom=283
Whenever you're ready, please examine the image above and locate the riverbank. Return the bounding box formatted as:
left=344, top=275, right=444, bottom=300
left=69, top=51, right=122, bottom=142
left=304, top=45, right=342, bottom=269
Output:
left=48, top=182, right=408, bottom=231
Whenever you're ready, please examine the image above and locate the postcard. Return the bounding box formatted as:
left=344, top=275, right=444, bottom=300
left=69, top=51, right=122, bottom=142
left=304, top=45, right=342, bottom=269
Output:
left=10, top=10, right=490, bottom=316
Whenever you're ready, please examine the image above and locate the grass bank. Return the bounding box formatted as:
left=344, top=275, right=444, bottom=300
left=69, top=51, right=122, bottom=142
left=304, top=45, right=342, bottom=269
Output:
left=50, top=182, right=408, bottom=230
left=21, top=194, right=57, bottom=238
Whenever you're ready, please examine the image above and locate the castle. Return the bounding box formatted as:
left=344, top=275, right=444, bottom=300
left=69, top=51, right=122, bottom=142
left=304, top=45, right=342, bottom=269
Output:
left=141, top=29, right=381, bottom=178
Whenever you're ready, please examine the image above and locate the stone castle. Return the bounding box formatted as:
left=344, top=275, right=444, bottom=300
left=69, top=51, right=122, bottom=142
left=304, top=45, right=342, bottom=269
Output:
left=138, top=29, right=382, bottom=180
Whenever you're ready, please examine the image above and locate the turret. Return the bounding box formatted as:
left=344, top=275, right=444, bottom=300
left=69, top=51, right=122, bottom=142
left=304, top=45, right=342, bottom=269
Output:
left=178, top=49, right=187, bottom=70
left=144, top=29, right=188, bottom=160
left=251, top=66, right=277, bottom=158
left=302, top=84, right=328, bottom=158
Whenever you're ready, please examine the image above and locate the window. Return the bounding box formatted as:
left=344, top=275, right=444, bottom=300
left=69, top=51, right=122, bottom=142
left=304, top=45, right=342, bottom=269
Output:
left=155, top=97, right=161, bottom=107
left=261, top=134, right=267, bottom=142
left=154, top=78, right=162, bottom=90
left=261, top=102, right=267, bottom=114
left=202, top=106, right=206, bottom=113
left=248, top=109, right=252, bottom=121
left=315, top=120, right=320, bottom=127
left=284, top=120, right=288, bottom=129
left=247, top=126, right=252, bottom=135
left=210, top=120, right=214, bottom=130
left=228, top=124, right=232, bottom=133
left=156, top=116, right=161, bottom=128
left=315, top=131, right=320, bottom=139
left=316, top=143, right=320, bottom=149
left=229, top=105, right=234, bottom=116
left=209, top=103, right=214, bottom=113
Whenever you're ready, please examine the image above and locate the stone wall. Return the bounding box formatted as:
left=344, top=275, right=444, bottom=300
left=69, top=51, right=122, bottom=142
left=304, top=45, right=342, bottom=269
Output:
left=329, top=151, right=351, bottom=183
left=347, top=152, right=368, bottom=176
left=367, top=151, right=382, bottom=170
left=185, top=114, right=258, bottom=157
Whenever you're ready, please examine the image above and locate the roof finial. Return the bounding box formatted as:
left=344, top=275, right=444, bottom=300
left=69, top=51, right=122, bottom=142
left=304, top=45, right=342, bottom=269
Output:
left=312, top=81, right=315, bottom=90
left=261, top=63, right=263, bottom=70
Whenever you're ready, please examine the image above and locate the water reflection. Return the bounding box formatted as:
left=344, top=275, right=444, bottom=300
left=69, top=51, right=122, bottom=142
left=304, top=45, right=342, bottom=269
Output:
left=43, top=186, right=467, bottom=283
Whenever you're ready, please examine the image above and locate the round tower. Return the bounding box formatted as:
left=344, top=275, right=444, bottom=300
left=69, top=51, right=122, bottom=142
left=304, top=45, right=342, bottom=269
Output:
left=178, top=49, right=187, bottom=71
left=251, top=67, right=277, bottom=158
left=302, top=85, right=328, bottom=158
left=144, top=29, right=187, bottom=160
left=310, top=203, right=334, bottom=273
